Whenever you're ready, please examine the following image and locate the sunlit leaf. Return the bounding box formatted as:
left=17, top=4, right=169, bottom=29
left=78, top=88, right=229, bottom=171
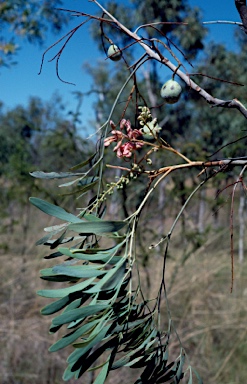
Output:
left=52, top=265, right=105, bottom=278
left=29, top=197, right=82, bottom=223
left=37, top=277, right=96, bottom=298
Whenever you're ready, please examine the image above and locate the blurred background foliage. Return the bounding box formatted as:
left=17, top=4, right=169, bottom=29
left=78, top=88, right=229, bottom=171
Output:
left=0, top=0, right=68, bottom=67
left=1, top=0, right=247, bottom=383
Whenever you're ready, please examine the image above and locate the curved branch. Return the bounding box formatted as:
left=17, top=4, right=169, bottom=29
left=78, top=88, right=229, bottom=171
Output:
left=93, top=0, right=247, bottom=119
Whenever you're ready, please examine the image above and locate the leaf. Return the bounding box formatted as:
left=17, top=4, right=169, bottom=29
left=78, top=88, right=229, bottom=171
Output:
left=42, top=294, right=90, bottom=317
left=35, top=233, right=54, bottom=245
left=41, top=274, right=79, bottom=282
left=52, top=265, right=106, bottom=279
left=92, top=358, right=110, bottom=384
left=83, top=213, right=102, bottom=222
left=29, top=197, right=82, bottom=223
left=70, top=241, right=124, bottom=256
left=41, top=295, right=70, bottom=315
left=59, top=180, right=98, bottom=192
left=68, top=324, right=112, bottom=366
left=70, top=153, right=96, bottom=171
left=58, top=242, right=124, bottom=264
left=77, top=176, right=99, bottom=186
left=52, top=304, right=108, bottom=326
left=44, top=223, right=68, bottom=232
left=44, top=251, right=63, bottom=259
left=156, top=361, right=177, bottom=383
left=111, top=324, right=157, bottom=370
left=188, top=369, right=193, bottom=384
left=59, top=246, right=122, bottom=264
left=85, top=258, right=126, bottom=293
left=30, top=171, right=83, bottom=179
left=63, top=365, right=79, bottom=381
left=175, top=353, right=185, bottom=382
left=67, top=220, right=126, bottom=235
left=58, top=178, right=83, bottom=188
left=49, top=230, right=67, bottom=249
left=49, top=319, right=99, bottom=352
left=122, top=318, right=154, bottom=352
left=37, top=277, right=96, bottom=298
left=191, top=367, right=203, bottom=384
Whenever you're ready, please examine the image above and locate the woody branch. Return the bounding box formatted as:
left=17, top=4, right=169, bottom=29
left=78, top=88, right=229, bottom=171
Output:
left=93, top=0, right=247, bottom=119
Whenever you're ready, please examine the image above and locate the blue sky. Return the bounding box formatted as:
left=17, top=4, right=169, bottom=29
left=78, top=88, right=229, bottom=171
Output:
left=0, top=0, right=241, bottom=120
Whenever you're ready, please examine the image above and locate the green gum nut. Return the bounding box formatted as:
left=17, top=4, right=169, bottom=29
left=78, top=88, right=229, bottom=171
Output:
left=107, top=44, right=122, bottom=61
left=160, top=79, right=182, bottom=104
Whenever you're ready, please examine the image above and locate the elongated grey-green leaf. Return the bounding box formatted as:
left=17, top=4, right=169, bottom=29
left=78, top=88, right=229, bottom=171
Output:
left=30, top=171, right=83, bottom=179
left=29, top=197, right=82, bottom=223
left=52, top=304, right=108, bottom=326
left=68, top=220, right=126, bottom=234
left=52, top=265, right=106, bottom=279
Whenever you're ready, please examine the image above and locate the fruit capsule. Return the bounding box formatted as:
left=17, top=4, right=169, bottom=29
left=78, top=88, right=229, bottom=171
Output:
left=160, top=79, right=182, bottom=104
left=107, top=44, right=122, bottom=61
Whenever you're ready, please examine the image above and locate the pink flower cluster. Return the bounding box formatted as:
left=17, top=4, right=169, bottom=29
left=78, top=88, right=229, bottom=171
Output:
left=104, top=119, right=143, bottom=158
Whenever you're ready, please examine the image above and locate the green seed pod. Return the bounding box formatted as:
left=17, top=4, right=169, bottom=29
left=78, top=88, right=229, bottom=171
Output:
left=107, top=44, right=122, bottom=61
left=160, top=79, right=182, bottom=104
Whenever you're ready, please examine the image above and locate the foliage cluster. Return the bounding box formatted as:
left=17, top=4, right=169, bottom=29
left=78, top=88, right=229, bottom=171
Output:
left=1, top=0, right=247, bottom=383
left=27, top=1, right=247, bottom=383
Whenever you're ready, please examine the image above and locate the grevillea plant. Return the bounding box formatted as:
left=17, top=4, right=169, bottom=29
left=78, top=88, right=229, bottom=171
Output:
left=30, top=1, right=247, bottom=383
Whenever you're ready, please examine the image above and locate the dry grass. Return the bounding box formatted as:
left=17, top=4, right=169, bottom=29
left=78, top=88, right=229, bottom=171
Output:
left=1, top=209, right=247, bottom=384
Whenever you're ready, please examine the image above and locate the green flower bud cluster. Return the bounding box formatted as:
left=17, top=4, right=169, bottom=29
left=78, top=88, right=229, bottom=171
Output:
left=89, top=175, right=132, bottom=212
left=130, top=163, right=142, bottom=179
left=138, top=106, right=152, bottom=122
left=105, top=176, right=129, bottom=193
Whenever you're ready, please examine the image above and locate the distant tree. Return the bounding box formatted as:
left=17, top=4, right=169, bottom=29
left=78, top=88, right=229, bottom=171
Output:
left=0, top=95, right=92, bottom=241
left=0, top=0, right=68, bottom=67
